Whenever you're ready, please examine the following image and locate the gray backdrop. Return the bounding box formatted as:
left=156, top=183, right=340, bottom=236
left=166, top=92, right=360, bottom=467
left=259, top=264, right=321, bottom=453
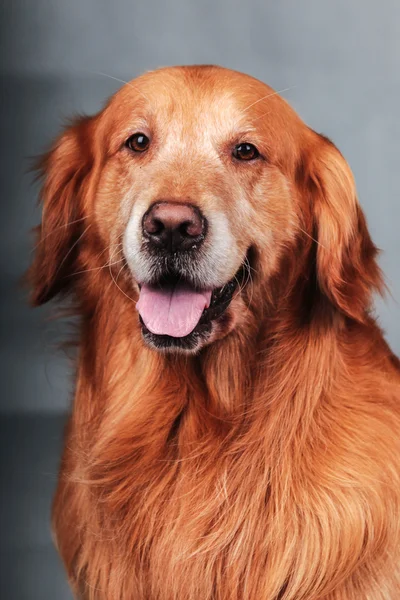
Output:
left=0, top=1, right=399, bottom=598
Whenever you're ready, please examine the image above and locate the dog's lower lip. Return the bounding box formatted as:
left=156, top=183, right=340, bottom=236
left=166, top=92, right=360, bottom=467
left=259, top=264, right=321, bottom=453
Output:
left=199, top=277, right=238, bottom=324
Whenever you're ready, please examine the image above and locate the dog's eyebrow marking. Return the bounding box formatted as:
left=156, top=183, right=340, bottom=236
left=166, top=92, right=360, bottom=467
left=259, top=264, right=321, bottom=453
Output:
left=242, top=86, right=297, bottom=113
left=92, top=71, right=150, bottom=102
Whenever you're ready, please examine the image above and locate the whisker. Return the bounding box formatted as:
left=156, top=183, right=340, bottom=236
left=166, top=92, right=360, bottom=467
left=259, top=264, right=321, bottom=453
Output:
left=93, top=242, right=123, bottom=266
left=243, top=256, right=255, bottom=312
left=115, top=262, right=126, bottom=282
left=242, top=86, right=296, bottom=113
left=298, top=226, right=326, bottom=249
left=109, top=256, right=136, bottom=305
left=70, top=258, right=125, bottom=276
left=230, top=256, right=256, bottom=314
left=66, top=243, right=124, bottom=278
left=250, top=111, right=271, bottom=124
left=32, top=215, right=91, bottom=252
left=53, top=224, right=92, bottom=278
left=107, top=243, right=124, bottom=266
left=91, top=71, right=149, bottom=102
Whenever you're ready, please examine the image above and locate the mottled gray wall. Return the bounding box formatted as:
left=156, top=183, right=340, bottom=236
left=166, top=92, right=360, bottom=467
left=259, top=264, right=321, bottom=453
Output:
left=0, top=3, right=399, bottom=598
left=1, top=0, right=399, bottom=412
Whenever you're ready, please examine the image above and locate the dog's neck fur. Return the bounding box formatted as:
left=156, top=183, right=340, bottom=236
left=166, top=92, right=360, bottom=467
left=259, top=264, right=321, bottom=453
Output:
left=57, top=286, right=399, bottom=599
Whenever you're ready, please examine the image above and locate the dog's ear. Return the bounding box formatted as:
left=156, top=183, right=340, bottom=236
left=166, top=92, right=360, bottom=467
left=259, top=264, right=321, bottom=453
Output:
left=302, top=133, right=383, bottom=322
left=29, top=116, right=95, bottom=305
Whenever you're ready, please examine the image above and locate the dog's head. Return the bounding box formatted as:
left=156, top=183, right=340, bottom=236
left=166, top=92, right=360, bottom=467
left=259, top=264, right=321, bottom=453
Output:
left=29, top=66, right=382, bottom=353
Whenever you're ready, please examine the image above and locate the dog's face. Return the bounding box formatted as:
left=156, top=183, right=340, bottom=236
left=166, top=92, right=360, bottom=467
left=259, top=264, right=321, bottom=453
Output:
left=30, top=66, right=381, bottom=353
left=95, top=67, right=302, bottom=352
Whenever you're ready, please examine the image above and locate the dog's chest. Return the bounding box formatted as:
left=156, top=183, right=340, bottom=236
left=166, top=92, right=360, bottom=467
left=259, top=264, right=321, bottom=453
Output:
left=87, top=421, right=384, bottom=600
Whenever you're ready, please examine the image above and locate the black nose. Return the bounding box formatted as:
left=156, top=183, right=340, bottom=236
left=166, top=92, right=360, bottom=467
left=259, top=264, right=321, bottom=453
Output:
left=142, top=201, right=206, bottom=251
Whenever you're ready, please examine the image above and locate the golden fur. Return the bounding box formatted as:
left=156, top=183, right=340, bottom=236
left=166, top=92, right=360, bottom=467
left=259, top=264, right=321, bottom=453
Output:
left=29, top=65, right=400, bottom=599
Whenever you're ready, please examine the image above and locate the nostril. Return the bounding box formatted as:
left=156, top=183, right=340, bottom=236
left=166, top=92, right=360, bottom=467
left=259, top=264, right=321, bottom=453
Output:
left=143, top=215, right=164, bottom=236
left=179, top=222, right=189, bottom=238
left=179, top=220, right=202, bottom=238
left=184, top=219, right=203, bottom=238
left=149, top=218, right=164, bottom=235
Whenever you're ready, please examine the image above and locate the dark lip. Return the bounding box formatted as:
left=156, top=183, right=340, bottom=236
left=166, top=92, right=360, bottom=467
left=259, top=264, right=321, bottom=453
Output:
left=138, top=264, right=246, bottom=350
left=198, top=276, right=239, bottom=324
left=140, top=320, right=212, bottom=352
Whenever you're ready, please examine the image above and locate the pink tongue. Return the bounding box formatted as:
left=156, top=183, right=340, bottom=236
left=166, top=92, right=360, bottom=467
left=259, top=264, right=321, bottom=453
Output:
left=136, top=283, right=212, bottom=338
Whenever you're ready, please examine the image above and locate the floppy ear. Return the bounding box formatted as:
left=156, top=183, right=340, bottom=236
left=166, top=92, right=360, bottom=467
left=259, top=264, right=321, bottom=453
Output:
left=305, top=133, right=383, bottom=322
left=29, top=116, right=94, bottom=305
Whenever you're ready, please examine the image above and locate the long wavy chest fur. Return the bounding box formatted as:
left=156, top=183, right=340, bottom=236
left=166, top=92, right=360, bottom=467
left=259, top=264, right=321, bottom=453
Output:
left=54, top=325, right=400, bottom=600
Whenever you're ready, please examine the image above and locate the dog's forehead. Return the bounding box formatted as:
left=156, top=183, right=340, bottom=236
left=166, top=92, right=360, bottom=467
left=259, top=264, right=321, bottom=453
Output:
left=109, top=66, right=283, bottom=131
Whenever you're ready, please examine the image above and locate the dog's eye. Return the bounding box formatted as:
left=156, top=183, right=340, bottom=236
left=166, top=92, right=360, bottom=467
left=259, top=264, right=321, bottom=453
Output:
left=126, top=133, right=150, bottom=153
left=233, top=143, right=259, bottom=161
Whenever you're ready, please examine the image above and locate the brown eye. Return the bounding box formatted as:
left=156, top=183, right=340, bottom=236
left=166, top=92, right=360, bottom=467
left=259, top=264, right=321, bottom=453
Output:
left=126, top=133, right=150, bottom=153
left=233, top=143, right=259, bottom=161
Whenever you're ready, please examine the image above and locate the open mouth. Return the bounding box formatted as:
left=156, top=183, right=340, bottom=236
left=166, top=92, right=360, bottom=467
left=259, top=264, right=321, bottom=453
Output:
left=136, top=267, right=245, bottom=351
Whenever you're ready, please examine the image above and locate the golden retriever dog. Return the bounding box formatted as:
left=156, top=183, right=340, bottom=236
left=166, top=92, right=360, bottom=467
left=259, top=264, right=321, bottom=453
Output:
left=29, top=65, right=400, bottom=599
